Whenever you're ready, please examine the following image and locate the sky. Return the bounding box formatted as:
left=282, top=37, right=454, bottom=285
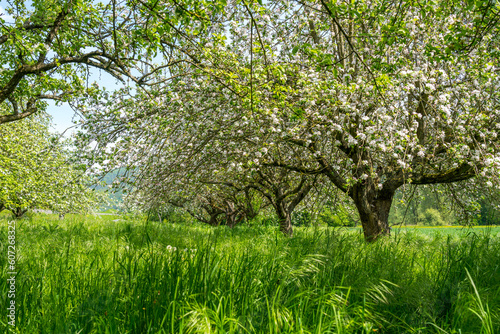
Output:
left=46, top=101, right=79, bottom=135
left=46, top=70, right=121, bottom=136
left=0, top=3, right=11, bottom=21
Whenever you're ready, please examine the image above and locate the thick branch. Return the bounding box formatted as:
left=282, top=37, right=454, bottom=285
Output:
left=288, top=178, right=314, bottom=212
left=0, top=98, right=37, bottom=124
left=281, top=137, right=350, bottom=193
left=264, top=161, right=324, bottom=175
left=410, top=163, right=477, bottom=185
left=281, top=175, right=306, bottom=201
left=38, top=2, right=73, bottom=63
left=0, top=23, right=52, bottom=45
left=0, top=51, right=128, bottom=124
left=0, top=92, right=74, bottom=124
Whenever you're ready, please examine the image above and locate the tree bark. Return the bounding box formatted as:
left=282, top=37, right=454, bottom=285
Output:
left=275, top=203, right=293, bottom=237
left=207, top=210, right=223, bottom=226
left=351, top=183, right=394, bottom=242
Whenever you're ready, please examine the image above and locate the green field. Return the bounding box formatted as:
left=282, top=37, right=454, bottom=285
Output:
left=392, top=225, right=500, bottom=236
left=337, top=225, right=500, bottom=237
left=1, top=214, right=499, bottom=333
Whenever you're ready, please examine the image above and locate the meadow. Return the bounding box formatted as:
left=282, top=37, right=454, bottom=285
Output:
left=1, top=214, right=499, bottom=333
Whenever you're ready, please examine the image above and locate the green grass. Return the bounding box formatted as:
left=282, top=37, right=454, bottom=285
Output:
left=1, top=214, right=499, bottom=333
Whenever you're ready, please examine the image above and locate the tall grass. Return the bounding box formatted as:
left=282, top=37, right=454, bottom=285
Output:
left=0, top=214, right=499, bottom=333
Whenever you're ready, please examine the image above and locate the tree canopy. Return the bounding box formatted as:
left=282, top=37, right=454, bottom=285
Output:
left=0, top=0, right=225, bottom=124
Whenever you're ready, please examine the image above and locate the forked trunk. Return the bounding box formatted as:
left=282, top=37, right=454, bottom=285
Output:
left=224, top=201, right=245, bottom=228
left=351, top=184, right=394, bottom=242
left=224, top=205, right=244, bottom=228
left=256, top=174, right=313, bottom=237
left=11, top=207, right=28, bottom=219
left=201, top=204, right=224, bottom=226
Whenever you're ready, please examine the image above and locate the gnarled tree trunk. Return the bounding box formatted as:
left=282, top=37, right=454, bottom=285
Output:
left=206, top=208, right=224, bottom=226
left=351, top=183, right=395, bottom=242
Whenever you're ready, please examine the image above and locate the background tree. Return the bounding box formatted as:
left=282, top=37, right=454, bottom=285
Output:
left=247, top=168, right=317, bottom=236
left=0, top=113, right=101, bottom=217
left=203, top=165, right=318, bottom=235
left=209, top=0, right=500, bottom=240
left=130, top=174, right=263, bottom=228
left=389, top=182, right=500, bottom=226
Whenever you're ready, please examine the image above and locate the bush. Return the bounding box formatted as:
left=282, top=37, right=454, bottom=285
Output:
left=319, top=206, right=357, bottom=227
left=420, top=208, right=446, bottom=226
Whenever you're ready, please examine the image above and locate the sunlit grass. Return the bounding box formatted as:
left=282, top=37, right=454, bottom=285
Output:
left=0, top=214, right=499, bottom=333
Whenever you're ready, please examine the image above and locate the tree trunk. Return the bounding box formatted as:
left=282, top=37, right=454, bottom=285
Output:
left=224, top=201, right=243, bottom=228
left=351, top=184, right=394, bottom=242
left=226, top=214, right=241, bottom=228
left=208, top=211, right=222, bottom=226
left=11, top=207, right=28, bottom=219
left=242, top=188, right=259, bottom=221
left=201, top=203, right=224, bottom=226
left=276, top=204, right=293, bottom=237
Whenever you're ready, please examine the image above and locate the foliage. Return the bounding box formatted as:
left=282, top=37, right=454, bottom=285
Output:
left=389, top=185, right=455, bottom=226
left=319, top=205, right=358, bottom=227
left=0, top=114, right=102, bottom=216
left=0, top=0, right=224, bottom=124
left=1, top=214, right=499, bottom=332
left=291, top=210, right=312, bottom=226
left=476, top=195, right=500, bottom=225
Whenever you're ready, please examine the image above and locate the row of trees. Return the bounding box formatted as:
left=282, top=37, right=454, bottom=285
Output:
left=2, top=0, right=500, bottom=240
left=76, top=0, right=500, bottom=240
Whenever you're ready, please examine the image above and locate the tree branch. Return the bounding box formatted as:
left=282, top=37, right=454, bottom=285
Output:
left=410, top=163, right=477, bottom=185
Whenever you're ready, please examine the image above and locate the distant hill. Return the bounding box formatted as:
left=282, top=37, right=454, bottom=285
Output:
left=94, top=168, right=130, bottom=210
